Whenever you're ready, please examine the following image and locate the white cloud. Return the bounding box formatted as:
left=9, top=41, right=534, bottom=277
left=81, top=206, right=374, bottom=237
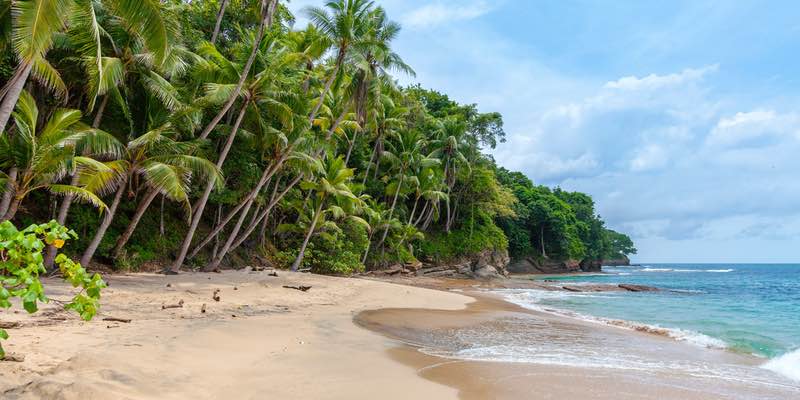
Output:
left=706, top=110, right=800, bottom=147
left=604, top=64, right=718, bottom=91
left=402, top=1, right=494, bottom=29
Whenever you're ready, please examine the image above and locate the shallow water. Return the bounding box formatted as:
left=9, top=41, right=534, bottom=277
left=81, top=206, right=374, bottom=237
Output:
left=492, top=263, right=800, bottom=384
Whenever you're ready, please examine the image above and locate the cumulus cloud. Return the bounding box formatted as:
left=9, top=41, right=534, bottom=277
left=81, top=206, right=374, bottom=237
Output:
left=604, top=64, right=718, bottom=91
left=706, top=110, right=800, bottom=147
left=402, top=1, right=495, bottom=29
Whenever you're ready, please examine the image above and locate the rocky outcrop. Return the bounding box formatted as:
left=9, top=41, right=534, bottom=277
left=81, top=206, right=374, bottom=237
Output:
left=507, top=257, right=582, bottom=274
left=602, top=256, right=631, bottom=266
left=579, top=259, right=602, bottom=272
left=416, top=249, right=510, bottom=280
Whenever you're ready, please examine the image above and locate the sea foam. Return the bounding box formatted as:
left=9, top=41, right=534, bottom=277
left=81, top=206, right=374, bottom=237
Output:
left=763, top=349, right=800, bottom=382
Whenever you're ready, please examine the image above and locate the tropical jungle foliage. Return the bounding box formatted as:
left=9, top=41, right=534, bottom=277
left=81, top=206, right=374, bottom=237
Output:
left=0, top=0, right=634, bottom=276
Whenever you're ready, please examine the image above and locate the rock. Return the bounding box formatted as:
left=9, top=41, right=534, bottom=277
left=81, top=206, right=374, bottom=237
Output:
left=618, top=284, right=660, bottom=292
left=417, top=248, right=510, bottom=280
left=580, top=259, right=603, bottom=272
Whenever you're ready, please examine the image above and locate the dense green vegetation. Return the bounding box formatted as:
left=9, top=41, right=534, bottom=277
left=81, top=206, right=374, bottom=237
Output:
left=0, top=0, right=634, bottom=276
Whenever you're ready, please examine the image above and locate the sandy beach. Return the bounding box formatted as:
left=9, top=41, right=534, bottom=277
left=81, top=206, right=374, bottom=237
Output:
left=1, top=271, right=798, bottom=399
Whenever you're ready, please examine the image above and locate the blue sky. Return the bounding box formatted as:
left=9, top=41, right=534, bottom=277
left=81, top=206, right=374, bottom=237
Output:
left=289, top=1, right=800, bottom=263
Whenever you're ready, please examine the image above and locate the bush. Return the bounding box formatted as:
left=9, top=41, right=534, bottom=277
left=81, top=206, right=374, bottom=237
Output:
left=0, top=221, right=105, bottom=357
left=418, top=211, right=508, bottom=263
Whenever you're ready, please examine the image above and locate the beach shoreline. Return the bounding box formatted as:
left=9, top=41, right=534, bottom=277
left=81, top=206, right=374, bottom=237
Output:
left=1, top=270, right=797, bottom=399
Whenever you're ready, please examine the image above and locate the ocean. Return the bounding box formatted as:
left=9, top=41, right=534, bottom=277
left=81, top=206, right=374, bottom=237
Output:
left=420, top=263, right=800, bottom=391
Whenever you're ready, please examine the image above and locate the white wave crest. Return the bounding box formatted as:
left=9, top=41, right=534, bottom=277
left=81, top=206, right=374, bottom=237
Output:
left=705, top=269, right=734, bottom=273
left=763, top=349, right=800, bottom=382
left=500, top=290, right=728, bottom=351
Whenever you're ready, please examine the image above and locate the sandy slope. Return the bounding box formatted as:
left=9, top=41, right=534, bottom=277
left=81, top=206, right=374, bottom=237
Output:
left=0, top=270, right=470, bottom=399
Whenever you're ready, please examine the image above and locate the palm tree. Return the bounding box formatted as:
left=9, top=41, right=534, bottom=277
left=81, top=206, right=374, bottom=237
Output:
left=290, top=155, right=362, bottom=271
left=430, top=117, right=471, bottom=232
left=80, top=124, right=222, bottom=266
left=374, top=129, right=438, bottom=249
left=304, top=0, right=374, bottom=122
left=0, top=91, right=113, bottom=221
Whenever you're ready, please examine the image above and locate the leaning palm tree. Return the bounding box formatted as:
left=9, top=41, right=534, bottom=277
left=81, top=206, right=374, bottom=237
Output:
left=290, top=155, right=362, bottom=271
left=80, top=124, right=223, bottom=266
left=304, top=0, right=374, bottom=122
left=0, top=91, right=113, bottom=221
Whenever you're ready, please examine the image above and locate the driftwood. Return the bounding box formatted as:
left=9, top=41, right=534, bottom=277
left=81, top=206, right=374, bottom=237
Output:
left=562, top=286, right=584, bottom=292
left=201, top=303, right=207, bottom=313
left=0, top=321, right=21, bottom=329
left=2, top=353, right=25, bottom=362
left=283, top=285, right=311, bottom=292
left=102, top=317, right=132, bottom=323
left=162, top=300, right=185, bottom=310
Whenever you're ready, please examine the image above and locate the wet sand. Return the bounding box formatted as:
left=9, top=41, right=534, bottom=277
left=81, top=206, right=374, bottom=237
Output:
left=356, top=286, right=800, bottom=400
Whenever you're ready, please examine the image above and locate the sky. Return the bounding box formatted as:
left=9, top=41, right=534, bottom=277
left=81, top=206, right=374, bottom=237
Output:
left=288, top=0, right=800, bottom=263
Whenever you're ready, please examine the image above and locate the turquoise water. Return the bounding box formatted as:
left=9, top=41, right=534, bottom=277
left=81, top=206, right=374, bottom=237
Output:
left=499, top=263, right=800, bottom=382
left=533, top=264, right=799, bottom=358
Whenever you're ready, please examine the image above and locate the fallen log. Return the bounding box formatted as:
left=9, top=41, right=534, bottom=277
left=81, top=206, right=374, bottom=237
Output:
left=162, top=300, right=185, bottom=310
left=102, top=317, right=132, bottom=323
left=2, top=354, right=25, bottom=362
left=283, top=285, right=311, bottom=292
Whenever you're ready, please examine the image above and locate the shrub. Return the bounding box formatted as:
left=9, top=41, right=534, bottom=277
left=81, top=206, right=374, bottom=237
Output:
left=0, top=221, right=105, bottom=358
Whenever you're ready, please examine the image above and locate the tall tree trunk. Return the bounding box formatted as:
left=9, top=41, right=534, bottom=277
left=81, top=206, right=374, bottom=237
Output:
left=376, top=171, right=404, bottom=249
left=212, top=204, right=222, bottom=259
left=0, top=167, right=18, bottom=217
left=408, top=197, right=419, bottom=225
left=345, top=130, right=359, bottom=166
left=361, top=230, right=375, bottom=265
left=291, top=198, right=325, bottom=271
left=1, top=195, right=21, bottom=221
left=413, top=200, right=428, bottom=227
left=0, top=62, right=33, bottom=135
left=81, top=178, right=127, bottom=266
left=228, top=174, right=302, bottom=252
left=361, top=138, right=380, bottom=187
left=92, top=94, right=109, bottom=128
left=111, top=188, right=159, bottom=259
left=198, top=0, right=276, bottom=141
left=444, top=186, right=452, bottom=232
left=159, top=195, right=165, bottom=237
left=540, top=225, right=547, bottom=258
left=210, top=0, right=229, bottom=44
left=309, top=51, right=344, bottom=123
left=169, top=102, right=249, bottom=273
left=188, top=149, right=292, bottom=259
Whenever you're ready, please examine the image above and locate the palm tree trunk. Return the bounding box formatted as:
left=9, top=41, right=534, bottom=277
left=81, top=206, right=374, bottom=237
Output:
left=309, top=52, right=344, bottom=123
left=111, top=188, right=159, bottom=259
left=198, top=0, right=277, bottom=140
left=92, top=95, right=109, bottom=128
left=540, top=225, right=547, bottom=258
left=228, top=174, right=302, bottom=252
left=188, top=150, right=291, bottom=259
left=377, top=172, right=403, bottom=248
left=159, top=195, right=165, bottom=237
left=408, top=196, right=419, bottom=225
left=291, top=198, right=325, bottom=271
left=1, top=195, right=21, bottom=221
left=81, top=178, right=127, bottom=266
left=361, top=139, right=380, bottom=187
left=210, top=0, right=229, bottom=44
left=445, top=186, right=452, bottom=232
left=0, top=62, right=32, bottom=135
left=170, top=102, right=249, bottom=273
left=413, top=200, right=428, bottom=227
left=0, top=167, right=18, bottom=217
left=361, top=230, right=375, bottom=265
left=345, top=130, right=359, bottom=166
